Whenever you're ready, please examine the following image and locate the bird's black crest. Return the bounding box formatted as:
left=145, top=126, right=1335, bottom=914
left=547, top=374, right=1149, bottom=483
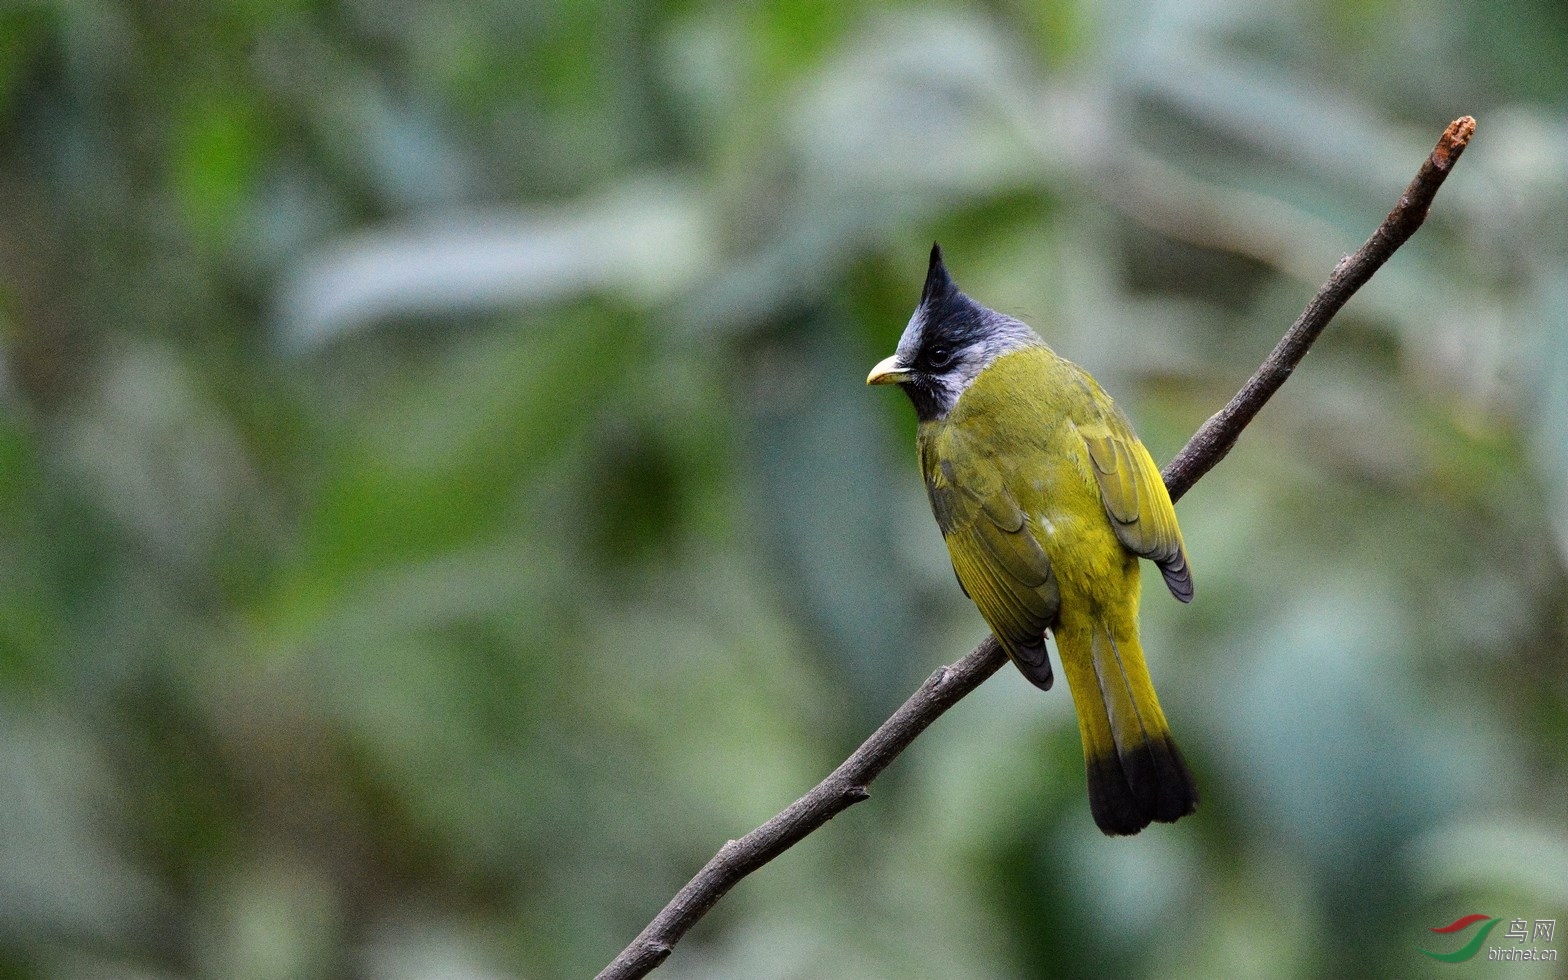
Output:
left=921, top=242, right=955, bottom=306
left=916, top=243, right=990, bottom=352
left=890, top=243, right=1040, bottom=420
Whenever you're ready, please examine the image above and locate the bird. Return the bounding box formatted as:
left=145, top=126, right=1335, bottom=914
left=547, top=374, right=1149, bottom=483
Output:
left=866, top=244, right=1198, bottom=836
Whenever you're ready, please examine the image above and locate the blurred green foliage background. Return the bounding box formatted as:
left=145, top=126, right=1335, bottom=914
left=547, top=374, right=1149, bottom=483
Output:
left=2, top=0, right=1567, bottom=977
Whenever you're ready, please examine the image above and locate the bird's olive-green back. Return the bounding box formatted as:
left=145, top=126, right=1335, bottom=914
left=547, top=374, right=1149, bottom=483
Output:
left=917, top=346, right=1192, bottom=669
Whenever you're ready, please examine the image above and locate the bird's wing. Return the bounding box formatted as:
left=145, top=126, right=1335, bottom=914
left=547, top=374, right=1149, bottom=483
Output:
left=924, top=445, right=1060, bottom=688
left=1079, top=405, right=1193, bottom=602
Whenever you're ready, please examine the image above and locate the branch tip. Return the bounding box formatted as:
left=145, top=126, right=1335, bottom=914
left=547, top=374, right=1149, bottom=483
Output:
left=1434, top=115, right=1475, bottom=170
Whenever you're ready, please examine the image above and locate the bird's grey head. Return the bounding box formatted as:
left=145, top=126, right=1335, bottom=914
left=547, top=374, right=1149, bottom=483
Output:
left=866, top=243, right=1042, bottom=421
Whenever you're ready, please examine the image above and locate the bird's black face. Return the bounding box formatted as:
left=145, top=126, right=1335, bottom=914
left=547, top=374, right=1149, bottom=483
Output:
left=867, top=243, right=1042, bottom=421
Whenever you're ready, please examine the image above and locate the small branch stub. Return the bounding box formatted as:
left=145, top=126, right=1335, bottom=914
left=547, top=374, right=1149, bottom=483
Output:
left=1433, top=115, right=1476, bottom=171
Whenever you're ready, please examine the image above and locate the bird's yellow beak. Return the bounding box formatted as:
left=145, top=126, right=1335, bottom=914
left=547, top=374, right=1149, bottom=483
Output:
left=866, top=355, right=910, bottom=386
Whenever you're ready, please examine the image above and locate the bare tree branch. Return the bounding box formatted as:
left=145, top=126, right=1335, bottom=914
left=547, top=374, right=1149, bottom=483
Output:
left=597, top=115, right=1475, bottom=980
left=1161, top=115, right=1476, bottom=502
left=598, top=637, right=1009, bottom=979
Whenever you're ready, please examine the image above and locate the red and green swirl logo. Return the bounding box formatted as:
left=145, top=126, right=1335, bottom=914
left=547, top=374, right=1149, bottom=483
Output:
left=1420, top=914, right=1501, bottom=963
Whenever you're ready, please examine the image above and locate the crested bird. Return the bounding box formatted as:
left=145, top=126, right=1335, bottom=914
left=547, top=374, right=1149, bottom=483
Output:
left=867, top=244, right=1198, bottom=835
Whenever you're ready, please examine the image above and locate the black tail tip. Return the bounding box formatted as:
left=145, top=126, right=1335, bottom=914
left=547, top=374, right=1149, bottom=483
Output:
left=1086, top=735, right=1199, bottom=836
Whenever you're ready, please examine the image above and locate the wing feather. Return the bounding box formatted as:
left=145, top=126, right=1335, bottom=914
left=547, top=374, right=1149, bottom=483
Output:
left=925, top=445, right=1060, bottom=687
left=1080, top=407, right=1193, bottom=603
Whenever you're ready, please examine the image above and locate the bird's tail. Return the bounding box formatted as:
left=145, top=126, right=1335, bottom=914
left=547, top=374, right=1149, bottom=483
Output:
left=1056, top=615, right=1198, bottom=835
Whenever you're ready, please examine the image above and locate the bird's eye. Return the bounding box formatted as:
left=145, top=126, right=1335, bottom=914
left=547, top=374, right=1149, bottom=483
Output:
left=927, top=345, right=955, bottom=369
